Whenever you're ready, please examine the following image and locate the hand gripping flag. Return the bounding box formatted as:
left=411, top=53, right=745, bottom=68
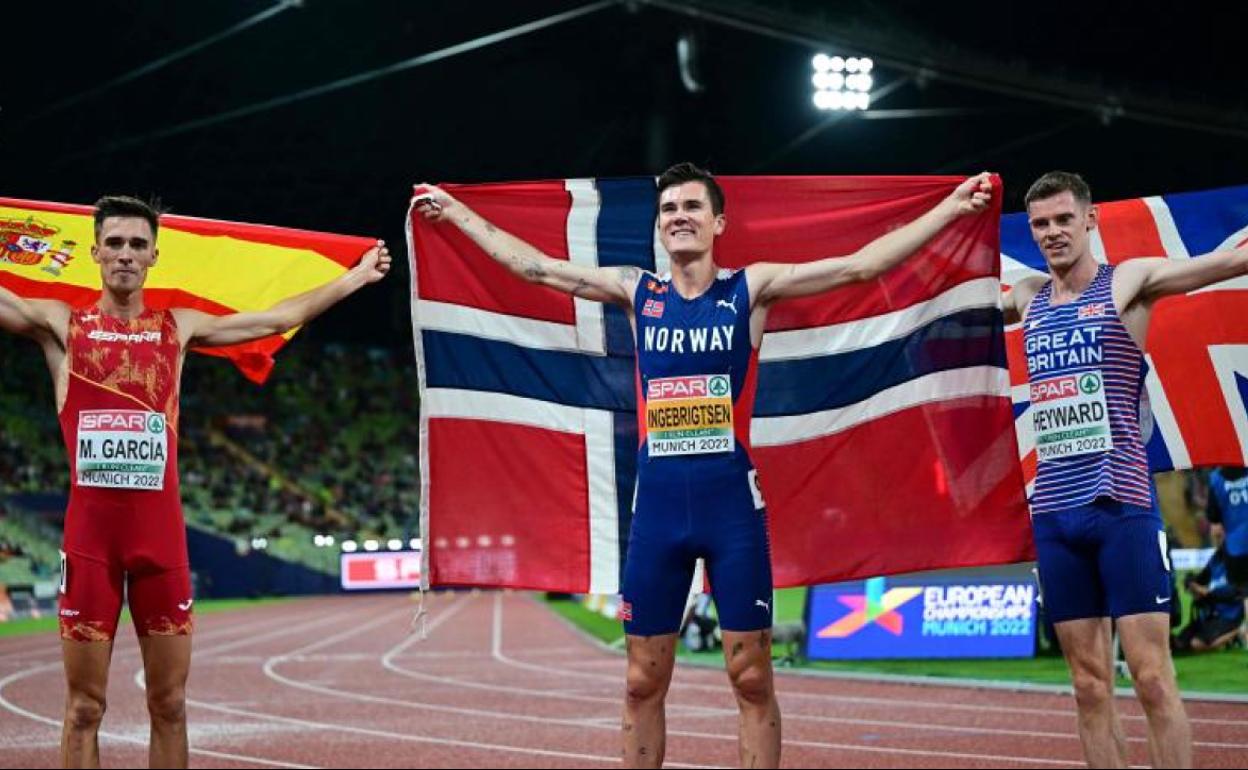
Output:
left=408, top=176, right=1034, bottom=593
left=1003, top=184, right=1248, bottom=491
left=0, top=197, right=375, bottom=383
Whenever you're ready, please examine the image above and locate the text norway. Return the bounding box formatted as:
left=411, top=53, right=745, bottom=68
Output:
left=643, top=325, right=734, bottom=354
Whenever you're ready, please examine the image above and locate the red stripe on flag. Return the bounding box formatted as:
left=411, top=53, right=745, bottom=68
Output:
left=1005, top=327, right=1028, bottom=387
left=412, top=182, right=576, bottom=324
left=0, top=273, right=287, bottom=383
left=1148, top=292, right=1248, bottom=464
left=427, top=418, right=591, bottom=591
left=0, top=197, right=374, bottom=268
left=757, top=396, right=1033, bottom=587
left=713, top=177, right=1001, bottom=331
left=1096, top=199, right=1166, bottom=264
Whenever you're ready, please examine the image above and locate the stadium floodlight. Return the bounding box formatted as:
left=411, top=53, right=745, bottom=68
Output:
left=363, top=539, right=380, bottom=552
left=325, top=535, right=335, bottom=547
left=342, top=539, right=358, bottom=552
left=409, top=537, right=421, bottom=550
left=387, top=538, right=403, bottom=551
left=250, top=537, right=268, bottom=550
left=811, top=52, right=874, bottom=112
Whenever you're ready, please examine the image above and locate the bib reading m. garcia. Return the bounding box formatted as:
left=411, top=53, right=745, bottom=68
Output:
left=645, top=374, right=735, bottom=456
left=75, top=409, right=169, bottom=490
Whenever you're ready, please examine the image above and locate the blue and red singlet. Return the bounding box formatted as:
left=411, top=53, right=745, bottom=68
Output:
left=621, top=269, right=774, bottom=636
left=1023, top=264, right=1171, bottom=622
left=57, top=307, right=193, bottom=641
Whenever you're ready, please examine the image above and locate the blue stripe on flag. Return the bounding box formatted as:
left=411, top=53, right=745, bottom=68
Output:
left=596, top=177, right=658, bottom=357
left=755, top=307, right=1006, bottom=416
left=1000, top=212, right=1046, bottom=273
left=423, top=306, right=1005, bottom=417
left=1163, top=186, right=1248, bottom=256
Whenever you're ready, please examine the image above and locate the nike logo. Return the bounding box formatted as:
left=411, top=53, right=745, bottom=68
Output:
left=716, top=298, right=737, bottom=315
left=177, top=599, right=194, bottom=612
left=755, top=599, right=771, bottom=612
left=1155, top=595, right=1169, bottom=605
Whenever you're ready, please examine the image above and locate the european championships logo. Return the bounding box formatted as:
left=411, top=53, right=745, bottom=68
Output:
left=817, top=577, right=924, bottom=639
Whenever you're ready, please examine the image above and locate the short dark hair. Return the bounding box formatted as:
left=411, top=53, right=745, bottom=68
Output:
left=657, top=162, right=725, bottom=215
left=93, top=195, right=163, bottom=239
left=1024, top=171, right=1091, bottom=208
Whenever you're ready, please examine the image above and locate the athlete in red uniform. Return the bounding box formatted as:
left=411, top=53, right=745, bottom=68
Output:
left=0, top=196, right=390, bottom=768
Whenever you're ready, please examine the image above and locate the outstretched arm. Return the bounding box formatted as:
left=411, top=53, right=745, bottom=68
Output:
left=176, top=241, right=392, bottom=349
left=0, top=285, right=69, bottom=348
left=1116, top=246, right=1248, bottom=311
left=414, top=185, right=642, bottom=308
left=747, top=173, right=995, bottom=307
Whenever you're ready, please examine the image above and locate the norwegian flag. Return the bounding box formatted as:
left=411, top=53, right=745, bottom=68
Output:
left=1002, top=184, right=1248, bottom=493
left=408, top=177, right=1034, bottom=593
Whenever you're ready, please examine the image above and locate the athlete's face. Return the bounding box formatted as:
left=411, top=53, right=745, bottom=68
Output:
left=1027, top=191, right=1098, bottom=273
left=657, top=182, right=725, bottom=259
left=93, top=216, right=158, bottom=293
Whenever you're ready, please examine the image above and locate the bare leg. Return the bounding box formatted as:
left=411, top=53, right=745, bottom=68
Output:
left=138, top=634, right=191, bottom=769
left=722, top=629, right=780, bottom=769
left=623, top=634, right=676, bottom=768
left=1118, top=612, right=1192, bottom=768
left=60, top=639, right=113, bottom=769
left=1053, top=617, right=1128, bottom=768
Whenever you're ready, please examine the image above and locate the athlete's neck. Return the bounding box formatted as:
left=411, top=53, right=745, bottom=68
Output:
left=1047, top=254, right=1100, bottom=304
left=668, top=251, right=718, bottom=300
left=97, top=288, right=146, bottom=321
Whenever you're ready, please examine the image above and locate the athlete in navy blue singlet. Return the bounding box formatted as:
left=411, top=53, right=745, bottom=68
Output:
left=417, top=166, right=996, bottom=769
left=1004, top=171, right=1248, bottom=769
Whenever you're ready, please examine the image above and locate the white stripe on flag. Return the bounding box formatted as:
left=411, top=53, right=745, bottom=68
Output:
left=1208, top=345, right=1248, bottom=465
left=424, top=388, right=588, bottom=434
left=1012, top=383, right=1036, bottom=461
left=584, top=409, right=620, bottom=594
left=566, top=179, right=606, bottom=355
left=1142, top=353, right=1192, bottom=469
left=1000, top=252, right=1048, bottom=289
left=1089, top=227, right=1108, bottom=263
left=760, top=277, right=1000, bottom=361
left=416, top=299, right=579, bottom=351
left=1143, top=196, right=1190, bottom=259
left=752, top=366, right=1009, bottom=446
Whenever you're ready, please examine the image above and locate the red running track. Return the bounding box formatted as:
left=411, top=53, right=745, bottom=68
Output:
left=1, top=592, right=1245, bottom=768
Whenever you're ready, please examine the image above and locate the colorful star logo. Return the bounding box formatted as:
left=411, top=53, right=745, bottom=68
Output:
left=816, top=577, right=924, bottom=638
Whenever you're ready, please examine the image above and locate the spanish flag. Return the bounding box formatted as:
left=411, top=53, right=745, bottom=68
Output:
left=0, top=197, right=375, bottom=383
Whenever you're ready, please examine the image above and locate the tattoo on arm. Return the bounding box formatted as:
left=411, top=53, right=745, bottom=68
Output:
left=571, top=278, right=591, bottom=297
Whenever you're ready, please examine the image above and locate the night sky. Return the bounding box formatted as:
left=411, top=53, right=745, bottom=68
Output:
left=3, top=0, right=1244, bottom=350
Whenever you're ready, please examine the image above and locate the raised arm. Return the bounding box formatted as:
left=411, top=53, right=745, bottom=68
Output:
left=175, top=241, right=392, bottom=349
left=1115, top=246, right=1248, bottom=312
left=0, top=284, right=69, bottom=349
left=414, top=185, right=642, bottom=308
left=747, top=173, right=995, bottom=307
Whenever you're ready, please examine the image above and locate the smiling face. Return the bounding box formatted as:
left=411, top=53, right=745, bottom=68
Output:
left=657, top=181, right=725, bottom=261
left=92, top=216, right=157, bottom=294
left=1027, top=190, right=1098, bottom=273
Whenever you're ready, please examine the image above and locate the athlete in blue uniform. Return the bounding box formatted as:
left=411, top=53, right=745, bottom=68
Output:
left=1207, top=467, right=1248, bottom=585
left=1003, top=172, right=1248, bottom=769
left=417, top=165, right=994, bottom=768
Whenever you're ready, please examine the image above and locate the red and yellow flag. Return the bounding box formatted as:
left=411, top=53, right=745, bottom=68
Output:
left=0, top=197, right=375, bottom=383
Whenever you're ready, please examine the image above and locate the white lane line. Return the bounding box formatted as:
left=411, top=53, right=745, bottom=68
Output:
left=185, top=594, right=717, bottom=767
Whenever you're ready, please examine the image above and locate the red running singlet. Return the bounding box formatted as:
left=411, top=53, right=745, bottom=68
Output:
left=57, top=307, right=193, bottom=641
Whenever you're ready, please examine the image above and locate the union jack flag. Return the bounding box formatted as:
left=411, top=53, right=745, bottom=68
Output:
left=408, top=177, right=1034, bottom=593
left=1002, top=184, right=1248, bottom=493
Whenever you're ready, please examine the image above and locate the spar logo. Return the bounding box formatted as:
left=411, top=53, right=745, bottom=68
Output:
left=1079, top=372, right=1102, bottom=394
left=707, top=375, right=730, bottom=398
left=648, top=376, right=708, bottom=400
left=816, top=577, right=923, bottom=639
left=1030, top=375, right=1078, bottom=404
left=79, top=410, right=164, bottom=433
left=0, top=216, right=78, bottom=276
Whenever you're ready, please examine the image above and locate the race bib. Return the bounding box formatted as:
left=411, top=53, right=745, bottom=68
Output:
left=75, top=409, right=168, bottom=490
left=645, top=374, right=734, bottom=457
left=1029, top=371, right=1114, bottom=462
